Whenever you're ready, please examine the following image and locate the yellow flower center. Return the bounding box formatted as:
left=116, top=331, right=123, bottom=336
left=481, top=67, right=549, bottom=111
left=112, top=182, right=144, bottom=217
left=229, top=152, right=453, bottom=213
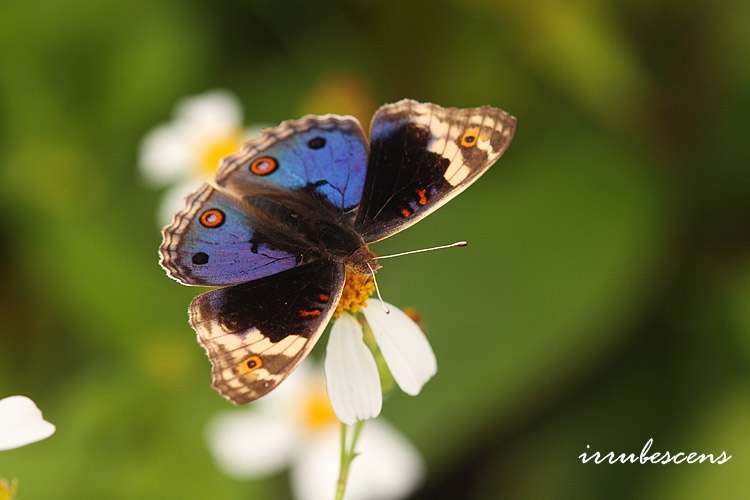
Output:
left=300, top=389, right=337, bottom=431
left=0, top=479, right=17, bottom=500
left=199, top=132, right=243, bottom=176
left=334, top=268, right=375, bottom=317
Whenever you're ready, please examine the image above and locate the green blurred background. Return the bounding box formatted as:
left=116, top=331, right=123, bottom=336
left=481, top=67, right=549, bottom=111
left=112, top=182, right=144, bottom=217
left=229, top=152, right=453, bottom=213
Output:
left=1, top=0, right=749, bottom=498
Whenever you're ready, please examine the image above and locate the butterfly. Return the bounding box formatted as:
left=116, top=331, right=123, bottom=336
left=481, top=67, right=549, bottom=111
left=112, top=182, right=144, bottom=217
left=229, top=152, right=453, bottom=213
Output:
left=160, top=99, right=516, bottom=404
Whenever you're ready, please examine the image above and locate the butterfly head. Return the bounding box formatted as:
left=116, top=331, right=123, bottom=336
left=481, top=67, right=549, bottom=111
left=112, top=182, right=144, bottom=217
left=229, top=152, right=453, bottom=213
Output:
left=346, top=246, right=381, bottom=275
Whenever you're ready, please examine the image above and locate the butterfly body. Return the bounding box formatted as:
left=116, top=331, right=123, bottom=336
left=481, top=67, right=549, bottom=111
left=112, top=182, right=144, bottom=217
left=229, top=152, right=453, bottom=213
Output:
left=160, top=99, right=516, bottom=404
left=224, top=183, right=379, bottom=275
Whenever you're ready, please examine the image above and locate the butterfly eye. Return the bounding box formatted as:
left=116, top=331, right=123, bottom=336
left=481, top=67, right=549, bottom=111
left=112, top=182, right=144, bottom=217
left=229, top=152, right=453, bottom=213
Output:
left=199, top=209, right=225, bottom=228
left=238, top=355, right=263, bottom=375
left=460, top=128, right=480, bottom=148
left=250, top=156, right=278, bottom=176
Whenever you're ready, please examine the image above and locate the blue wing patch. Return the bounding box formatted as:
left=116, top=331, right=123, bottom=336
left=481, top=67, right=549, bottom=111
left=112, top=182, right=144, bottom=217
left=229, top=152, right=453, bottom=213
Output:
left=160, top=184, right=300, bottom=286
left=216, top=115, right=368, bottom=212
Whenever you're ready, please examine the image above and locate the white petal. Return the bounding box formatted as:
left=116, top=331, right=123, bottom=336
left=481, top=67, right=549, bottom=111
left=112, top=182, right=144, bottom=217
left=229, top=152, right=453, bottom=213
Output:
left=175, top=90, right=243, bottom=143
left=362, top=300, right=437, bottom=396
left=138, top=123, right=194, bottom=186
left=324, top=314, right=382, bottom=424
left=205, top=409, right=298, bottom=478
left=156, top=179, right=204, bottom=227
left=0, top=396, right=55, bottom=451
left=291, top=420, right=424, bottom=500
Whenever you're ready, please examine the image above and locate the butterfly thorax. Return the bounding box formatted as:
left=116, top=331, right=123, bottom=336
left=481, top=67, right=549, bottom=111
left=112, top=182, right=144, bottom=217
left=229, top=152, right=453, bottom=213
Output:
left=242, top=189, right=375, bottom=272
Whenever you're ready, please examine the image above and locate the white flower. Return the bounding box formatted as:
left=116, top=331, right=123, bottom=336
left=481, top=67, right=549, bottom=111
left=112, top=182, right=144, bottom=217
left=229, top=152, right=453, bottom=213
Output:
left=325, top=299, right=437, bottom=424
left=139, top=90, right=262, bottom=224
left=324, top=313, right=382, bottom=423
left=206, top=363, right=424, bottom=500
left=291, top=422, right=423, bottom=500
left=0, top=396, right=55, bottom=451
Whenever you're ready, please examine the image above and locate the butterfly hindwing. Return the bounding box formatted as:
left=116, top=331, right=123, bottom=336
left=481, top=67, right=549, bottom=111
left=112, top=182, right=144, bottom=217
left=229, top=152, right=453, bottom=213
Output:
left=159, top=183, right=303, bottom=286
left=189, top=260, right=345, bottom=404
left=355, top=99, right=517, bottom=242
left=216, top=115, right=369, bottom=213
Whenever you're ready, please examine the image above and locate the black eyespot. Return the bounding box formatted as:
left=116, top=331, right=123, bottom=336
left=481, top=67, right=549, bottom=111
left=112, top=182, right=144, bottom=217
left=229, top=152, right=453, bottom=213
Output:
left=307, top=137, right=326, bottom=149
left=192, top=252, right=209, bottom=265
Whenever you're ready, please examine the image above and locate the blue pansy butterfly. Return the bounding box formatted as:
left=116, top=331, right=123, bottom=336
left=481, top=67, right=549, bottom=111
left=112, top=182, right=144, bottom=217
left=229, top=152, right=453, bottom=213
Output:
left=160, top=99, right=516, bottom=404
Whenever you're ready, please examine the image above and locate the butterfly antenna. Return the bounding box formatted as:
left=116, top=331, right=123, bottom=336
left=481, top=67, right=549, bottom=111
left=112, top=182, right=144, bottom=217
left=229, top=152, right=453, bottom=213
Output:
left=366, top=261, right=390, bottom=314
left=372, top=240, right=468, bottom=261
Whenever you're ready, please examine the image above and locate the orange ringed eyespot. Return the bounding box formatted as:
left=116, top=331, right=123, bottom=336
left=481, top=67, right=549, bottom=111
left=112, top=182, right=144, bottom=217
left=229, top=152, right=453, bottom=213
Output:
left=461, top=128, right=480, bottom=148
left=250, top=156, right=278, bottom=176
left=238, top=355, right=263, bottom=375
left=416, top=188, right=428, bottom=206
left=400, top=207, right=412, bottom=217
left=199, top=208, right=225, bottom=228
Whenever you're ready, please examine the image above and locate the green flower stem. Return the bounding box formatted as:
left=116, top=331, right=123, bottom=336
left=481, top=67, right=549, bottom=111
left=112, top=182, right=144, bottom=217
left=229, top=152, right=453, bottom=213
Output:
left=333, top=314, right=395, bottom=499
left=335, top=420, right=365, bottom=500
left=358, top=314, right=395, bottom=394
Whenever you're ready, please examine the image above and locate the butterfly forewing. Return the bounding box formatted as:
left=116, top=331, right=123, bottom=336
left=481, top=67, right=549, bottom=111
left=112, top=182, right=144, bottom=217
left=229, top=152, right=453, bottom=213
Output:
left=216, top=115, right=369, bottom=212
left=189, top=260, right=345, bottom=404
left=159, top=184, right=305, bottom=286
left=355, top=99, right=517, bottom=242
